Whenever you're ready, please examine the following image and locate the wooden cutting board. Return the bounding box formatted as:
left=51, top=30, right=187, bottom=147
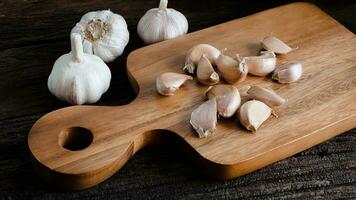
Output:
left=28, top=2, right=356, bottom=190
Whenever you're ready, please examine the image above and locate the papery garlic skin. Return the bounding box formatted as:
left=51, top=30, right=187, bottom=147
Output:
left=48, top=33, right=111, bottom=105
left=156, top=72, right=193, bottom=96
left=273, top=62, right=303, bottom=83
left=196, top=54, right=220, bottom=85
left=137, top=0, right=188, bottom=44
left=71, top=10, right=129, bottom=62
left=239, top=100, right=272, bottom=132
left=184, top=44, right=220, bottom=74
left=190, top=98, right=217, bottom=138
left=206, top=85, right=241, bottom=118
left=243, top=51, right=276, bottom=76
left=216, top=53, right=248, bottom=84
left=261, top=36, right=295, bottom=55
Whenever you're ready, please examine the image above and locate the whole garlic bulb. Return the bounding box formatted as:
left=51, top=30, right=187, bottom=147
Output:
left=48, top=33, right=111, bottom=105
left=137, top=0, right=188, bottom=44
left=71, top=10, right=129, bottom=62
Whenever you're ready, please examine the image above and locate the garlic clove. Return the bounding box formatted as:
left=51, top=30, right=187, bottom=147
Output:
left=190, top=98, right=217, bottom=138
left=261, top=36, right=296, bottom=55
left=206, top=84, right=241, bottom=118
left=183, top=44, right=221, bottom=74
left=71, top=10, right=129, bottom=62
left=243, top=51, right=276, bottom=76
left=156, top=72, right=193, bottom=96
left=137, top=0, right=188, bottom=44
left=196, top=54, right=220, bottom=85
left=48, top=33, right=111, bottom=105
left=216, top=52, right=248, bottom=84
left=238, top=100, right=272, bottom=132
left=238, top=85, right=251, bottom=97
left=272, top=62, right=303, bottom=83
left=246, top=85, right=285, bottom=107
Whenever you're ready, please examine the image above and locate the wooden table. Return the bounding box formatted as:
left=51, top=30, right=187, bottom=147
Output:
left=0, top=0, right=355, bottom=199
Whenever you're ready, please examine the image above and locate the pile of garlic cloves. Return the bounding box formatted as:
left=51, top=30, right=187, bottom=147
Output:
left=156, top=35, right=303, bottom=138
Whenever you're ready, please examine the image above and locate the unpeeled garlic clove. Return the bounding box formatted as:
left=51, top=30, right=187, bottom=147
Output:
left=216, top=53, right=248, bottom=84
left=246, top=85, right=285, bottom=107
left=206, top=84, right=241, bottom=118
left=196, top=54, right=220, bottom=85
left=183, top=44, right=220, bottom=74
left=238, top=100, right=272, bottom=132
left=261, top=36, right=296, bottom=55
left=243, top=51, right=276, bottom=76
left=238, top=85, right=251, bottom=97
left=156, top=72, right=193, bottom=96
left=190, top=98, right=217, bottom=138
left=272, top=62, right=303, bottom=83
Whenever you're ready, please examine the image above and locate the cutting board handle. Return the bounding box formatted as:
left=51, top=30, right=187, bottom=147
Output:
left=28, top=103, right=167, bottom=189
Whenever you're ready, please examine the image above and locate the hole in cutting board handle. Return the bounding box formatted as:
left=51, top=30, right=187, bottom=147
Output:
left=58, top=127, right=93, bottom=151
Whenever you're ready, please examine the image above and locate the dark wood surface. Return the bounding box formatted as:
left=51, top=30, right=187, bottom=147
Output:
left=0, top=0, right=355, bottom=199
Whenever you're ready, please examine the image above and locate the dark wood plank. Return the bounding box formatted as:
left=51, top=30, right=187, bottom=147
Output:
left=0, top=0, right=355, bottom=199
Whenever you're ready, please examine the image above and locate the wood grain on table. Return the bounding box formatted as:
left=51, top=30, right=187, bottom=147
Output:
left=1, top=0, right=356, bottom=199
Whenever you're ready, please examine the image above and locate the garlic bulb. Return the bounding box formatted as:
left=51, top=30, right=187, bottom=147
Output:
left=156, top=72, right=193, bottom=96
left=137, top=0, right=188, bottom=44
left=239, top=100, right=272, bottom=132
left=243, top=51, right=276, bottom=76
left=71, top=10, right=129, bottom=62
left=272, top=62, right=303, bottom=83
left=190, top=98, right=217, bottom=138
left=48, top=33, right=111, bottom=105
left=261, top=36, right=296, bottom=55
left=216, top=53, right=248, bottom=84
left=183, top=44, right=221, bottom=74
left=245, top=86, right=285, bottom=107
left=196, top=54, right=220, bottom=85
left=206, top=85, right=241, bottom=118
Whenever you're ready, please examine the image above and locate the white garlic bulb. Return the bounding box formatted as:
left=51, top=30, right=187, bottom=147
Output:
left=137, top=0, right=188, bottom=44
left=71, top=10, right=129, bottom=62
left=48, top=33, right=111, bottom=105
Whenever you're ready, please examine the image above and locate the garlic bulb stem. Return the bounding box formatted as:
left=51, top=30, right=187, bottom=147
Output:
left=71, top=33, right=84, bottom=63
left=159, top=0, right=168, bottom=10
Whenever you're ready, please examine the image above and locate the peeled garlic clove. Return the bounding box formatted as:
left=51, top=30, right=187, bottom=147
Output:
left=243, top=51, right=276, bottom=76
left=190, top=98, right=217, bottom=138
left=216, top=53, right=248, bottom=84
left=197, top=55, right=220, bottom=85
left=183, top=44, right=221, bottom=74
left=261, top=36, right=296, bottom=55
left=137, top=0, right=188, bottom=44
left=272, top=62, right=303, bottom=83
left=71, top=10, right=129, bottom=62
left=48, top=33, right=111, bottom=105
left=239, top=100, right=272, bottom=132
left=156, top=72, right=193, bottom=96
left=246, top=86, right=285, bottom=107
left=206, top=85, right=241, bottom=118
